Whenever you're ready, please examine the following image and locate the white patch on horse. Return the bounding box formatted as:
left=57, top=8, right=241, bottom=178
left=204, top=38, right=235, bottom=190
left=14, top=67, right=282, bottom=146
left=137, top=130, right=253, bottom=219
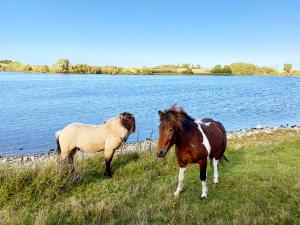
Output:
left=195, top=120, right=211, bottom=156
left=199, top=119, right=211, bottom=127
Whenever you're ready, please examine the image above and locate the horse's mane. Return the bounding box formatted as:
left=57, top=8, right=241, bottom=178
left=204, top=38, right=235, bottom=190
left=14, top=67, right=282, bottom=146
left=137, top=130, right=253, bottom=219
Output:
left=103, top=113, right=135, bottom=134
left=120, top=112, right=136, bottom=133
left=160, top=106, right=195, bottom=130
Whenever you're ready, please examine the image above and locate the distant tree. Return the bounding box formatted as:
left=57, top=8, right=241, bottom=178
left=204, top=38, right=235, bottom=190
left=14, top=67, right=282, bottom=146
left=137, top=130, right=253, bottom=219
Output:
left=180, top=63, right=190, bottom=69
left=138, top=67, right=153, bottom=75
left=255, top=66, right=277, bottom=75
left=222, top=65, right=232, bottom=74
left=182, top=68, right=193, bottom=74
left=210, top=65, right=231, bottom=74
left=90, top=66, right=102, bottom=74
left=16, top=64, right=32, bottom=72
left=0, top=63, right=6, bottom=71
left=229, top=63, right=256, bottom=75
left=5, top=61, right=22, bottom=71
left=211, top=64, right=222, bottom=73
left=53, top=59, right=70, bottom=73
left=71, top=64, right=92, bottom=74
left=0, top=60, right=13, bottom=64
left=102, top=66, right=120, bottom=74
left=283, top=64, right=292, bottom=73
left=33, top=65, right=49, bottom=73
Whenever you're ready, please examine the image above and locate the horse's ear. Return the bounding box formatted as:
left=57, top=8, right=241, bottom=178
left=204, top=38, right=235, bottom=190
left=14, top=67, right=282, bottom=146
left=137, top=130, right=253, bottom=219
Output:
left=158, top=110, right=164, bottom=120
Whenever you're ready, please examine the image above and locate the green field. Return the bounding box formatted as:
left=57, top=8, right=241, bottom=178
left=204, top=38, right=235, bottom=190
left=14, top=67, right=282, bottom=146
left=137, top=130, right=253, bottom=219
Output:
left=0, top=129, right=300, bottom=225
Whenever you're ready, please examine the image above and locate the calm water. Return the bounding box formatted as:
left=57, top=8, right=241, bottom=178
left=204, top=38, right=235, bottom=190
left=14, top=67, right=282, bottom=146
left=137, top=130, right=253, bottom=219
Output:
left=1, top=72, right=300, bottom=156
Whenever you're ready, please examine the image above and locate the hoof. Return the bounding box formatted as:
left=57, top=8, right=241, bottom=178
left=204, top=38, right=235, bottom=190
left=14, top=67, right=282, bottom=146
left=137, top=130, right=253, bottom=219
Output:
left=104, top=171, right=112, bottom=178
left=213, top=177, right=219, bottom=184
left=173, top=191, right=180, bottom=197
left=201, top=193, right=208, bottom=199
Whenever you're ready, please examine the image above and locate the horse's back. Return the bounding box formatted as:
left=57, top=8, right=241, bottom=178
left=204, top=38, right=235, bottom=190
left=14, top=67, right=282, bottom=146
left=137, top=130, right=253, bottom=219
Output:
left=197, top=118, right=227, bottom=159
left=58, top=122, right=106, bottom=153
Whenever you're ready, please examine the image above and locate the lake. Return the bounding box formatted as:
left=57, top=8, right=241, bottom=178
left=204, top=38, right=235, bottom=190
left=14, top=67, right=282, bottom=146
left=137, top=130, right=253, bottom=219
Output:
left=1, top=72, right=300, bottom=156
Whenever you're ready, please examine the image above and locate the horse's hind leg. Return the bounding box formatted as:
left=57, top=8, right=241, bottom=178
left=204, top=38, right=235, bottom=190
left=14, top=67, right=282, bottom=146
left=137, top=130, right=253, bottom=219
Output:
left=199, top=159, right=208, bottom=199
left=57, top=148, right=75, bottom=166
left=58, top=151, right=69, bottom=163
left=213, top=158, right=219, bottom=184
left=67, top=148, right=77, bottom=163
left=56, top=150, right=69, bottom=174
left=104, top=148, right=115, bottom=177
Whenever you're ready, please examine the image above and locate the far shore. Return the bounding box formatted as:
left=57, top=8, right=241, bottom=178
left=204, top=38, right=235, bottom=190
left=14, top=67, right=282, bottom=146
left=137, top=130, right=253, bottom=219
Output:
left=1, top=71, right=300, bottom=77
left=1, top=59, right=300, bottom=76
left=1, top=125, right=299, bottom=165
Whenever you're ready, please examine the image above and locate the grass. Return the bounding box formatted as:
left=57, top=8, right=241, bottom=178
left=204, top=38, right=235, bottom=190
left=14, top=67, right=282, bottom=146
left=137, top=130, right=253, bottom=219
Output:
left=0, top=129, right=300, bottom=225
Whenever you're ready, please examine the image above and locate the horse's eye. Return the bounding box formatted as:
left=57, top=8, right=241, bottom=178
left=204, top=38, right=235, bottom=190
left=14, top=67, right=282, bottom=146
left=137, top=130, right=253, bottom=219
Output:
left=169, top=129, right=173, bottom=132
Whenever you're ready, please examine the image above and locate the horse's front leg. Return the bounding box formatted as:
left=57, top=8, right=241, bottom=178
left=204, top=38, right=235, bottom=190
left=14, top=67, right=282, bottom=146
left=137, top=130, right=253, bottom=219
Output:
left=199, top=159, right=208, bottom=198
left=174, top=167, right=186, bottom=197
left=104, top=148, right=115, bottom=178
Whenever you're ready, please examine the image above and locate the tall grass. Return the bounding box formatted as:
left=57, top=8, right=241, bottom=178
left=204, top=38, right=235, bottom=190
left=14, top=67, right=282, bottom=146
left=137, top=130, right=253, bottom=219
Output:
left=0, top=130, right=300, bottom=225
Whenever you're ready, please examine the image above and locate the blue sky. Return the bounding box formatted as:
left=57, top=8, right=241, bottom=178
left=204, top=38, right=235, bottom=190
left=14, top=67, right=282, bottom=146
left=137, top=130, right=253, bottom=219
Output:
left=0, top=0, right=299, bottom=69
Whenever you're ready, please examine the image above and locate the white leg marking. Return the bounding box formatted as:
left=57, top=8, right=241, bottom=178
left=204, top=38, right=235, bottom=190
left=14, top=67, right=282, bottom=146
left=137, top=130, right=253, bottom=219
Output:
left=201, top=181, right=208, bottom=198
left=174, top=167, right=186, bottom=197
left=213, top=158, right=219, bottom=184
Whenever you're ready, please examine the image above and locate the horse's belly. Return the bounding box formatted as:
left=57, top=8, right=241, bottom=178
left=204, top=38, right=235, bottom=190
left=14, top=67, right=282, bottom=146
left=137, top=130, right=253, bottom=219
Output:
left=77, top=140, right=105, bottom=153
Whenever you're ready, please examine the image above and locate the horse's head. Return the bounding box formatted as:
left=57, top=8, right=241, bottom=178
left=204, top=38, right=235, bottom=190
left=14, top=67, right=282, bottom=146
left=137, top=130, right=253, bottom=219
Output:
left=157, top=106, right=187, bottom=158
left=120, top=112, right=136, bottom=134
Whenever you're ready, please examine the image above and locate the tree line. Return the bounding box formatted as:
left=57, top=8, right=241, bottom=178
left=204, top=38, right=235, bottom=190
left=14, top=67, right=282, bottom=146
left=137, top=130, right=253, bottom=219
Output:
left=0, top=59, right=299, bottom=75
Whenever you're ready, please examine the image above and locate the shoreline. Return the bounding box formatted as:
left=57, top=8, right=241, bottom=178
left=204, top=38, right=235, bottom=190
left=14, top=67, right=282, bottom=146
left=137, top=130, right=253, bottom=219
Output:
left=1, top=71, right=300, bottom=77
left=1, top=125, right=299, bottom=165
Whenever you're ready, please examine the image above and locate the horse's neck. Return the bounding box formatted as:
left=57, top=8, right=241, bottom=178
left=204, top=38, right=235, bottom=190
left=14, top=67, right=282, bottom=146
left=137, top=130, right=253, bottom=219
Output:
left=175, top=123, right=200, bottom=149
left=104, top=117, right=127, bottom=139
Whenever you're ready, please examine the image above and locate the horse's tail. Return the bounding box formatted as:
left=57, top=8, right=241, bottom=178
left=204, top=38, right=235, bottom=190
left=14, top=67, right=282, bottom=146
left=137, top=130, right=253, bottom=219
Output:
left=214, top=120, right=228, bottom=165
left=55, top=131, right=61, bottom=155
left=210, top=154, right=229, bottom=167
left=222, top=155, right=229, bottom=162
left=217, top=121, right=227, bottom=148
left=219, top=154, right=229, bottom=166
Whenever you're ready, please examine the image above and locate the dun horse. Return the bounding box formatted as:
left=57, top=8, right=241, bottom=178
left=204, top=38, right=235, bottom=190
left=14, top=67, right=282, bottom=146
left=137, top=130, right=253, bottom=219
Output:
left=157, top=106, right=227, bottom=198
left=56, top=112, right=135, bottom=177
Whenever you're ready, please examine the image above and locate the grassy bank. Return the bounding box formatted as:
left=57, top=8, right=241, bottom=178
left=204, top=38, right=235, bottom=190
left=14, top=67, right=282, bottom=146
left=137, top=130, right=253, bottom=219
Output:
left=0, top=129, right=300, bottom=225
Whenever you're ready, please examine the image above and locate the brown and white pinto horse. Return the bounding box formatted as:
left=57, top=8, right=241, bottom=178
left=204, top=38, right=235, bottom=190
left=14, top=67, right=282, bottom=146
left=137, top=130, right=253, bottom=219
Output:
left=157, top=106, right=227, bottom=198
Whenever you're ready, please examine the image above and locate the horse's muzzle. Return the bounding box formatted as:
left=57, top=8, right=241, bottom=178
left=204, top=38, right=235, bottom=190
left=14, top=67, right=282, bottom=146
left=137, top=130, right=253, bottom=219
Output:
left=157, top=150, right=167, bottom=158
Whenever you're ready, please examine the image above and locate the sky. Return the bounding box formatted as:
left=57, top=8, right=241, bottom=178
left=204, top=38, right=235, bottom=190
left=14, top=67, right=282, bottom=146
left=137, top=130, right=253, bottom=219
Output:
left=0, top=0, right=300, bottom=69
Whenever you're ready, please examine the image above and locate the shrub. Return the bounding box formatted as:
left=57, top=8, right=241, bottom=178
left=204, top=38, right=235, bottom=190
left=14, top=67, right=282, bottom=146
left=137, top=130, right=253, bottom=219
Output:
left=229, top=62, right=256, bottom=75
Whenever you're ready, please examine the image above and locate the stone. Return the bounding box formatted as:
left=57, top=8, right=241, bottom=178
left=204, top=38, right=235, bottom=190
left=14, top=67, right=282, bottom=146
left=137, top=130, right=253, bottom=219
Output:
left=256, top=124, right=262, bottom=129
